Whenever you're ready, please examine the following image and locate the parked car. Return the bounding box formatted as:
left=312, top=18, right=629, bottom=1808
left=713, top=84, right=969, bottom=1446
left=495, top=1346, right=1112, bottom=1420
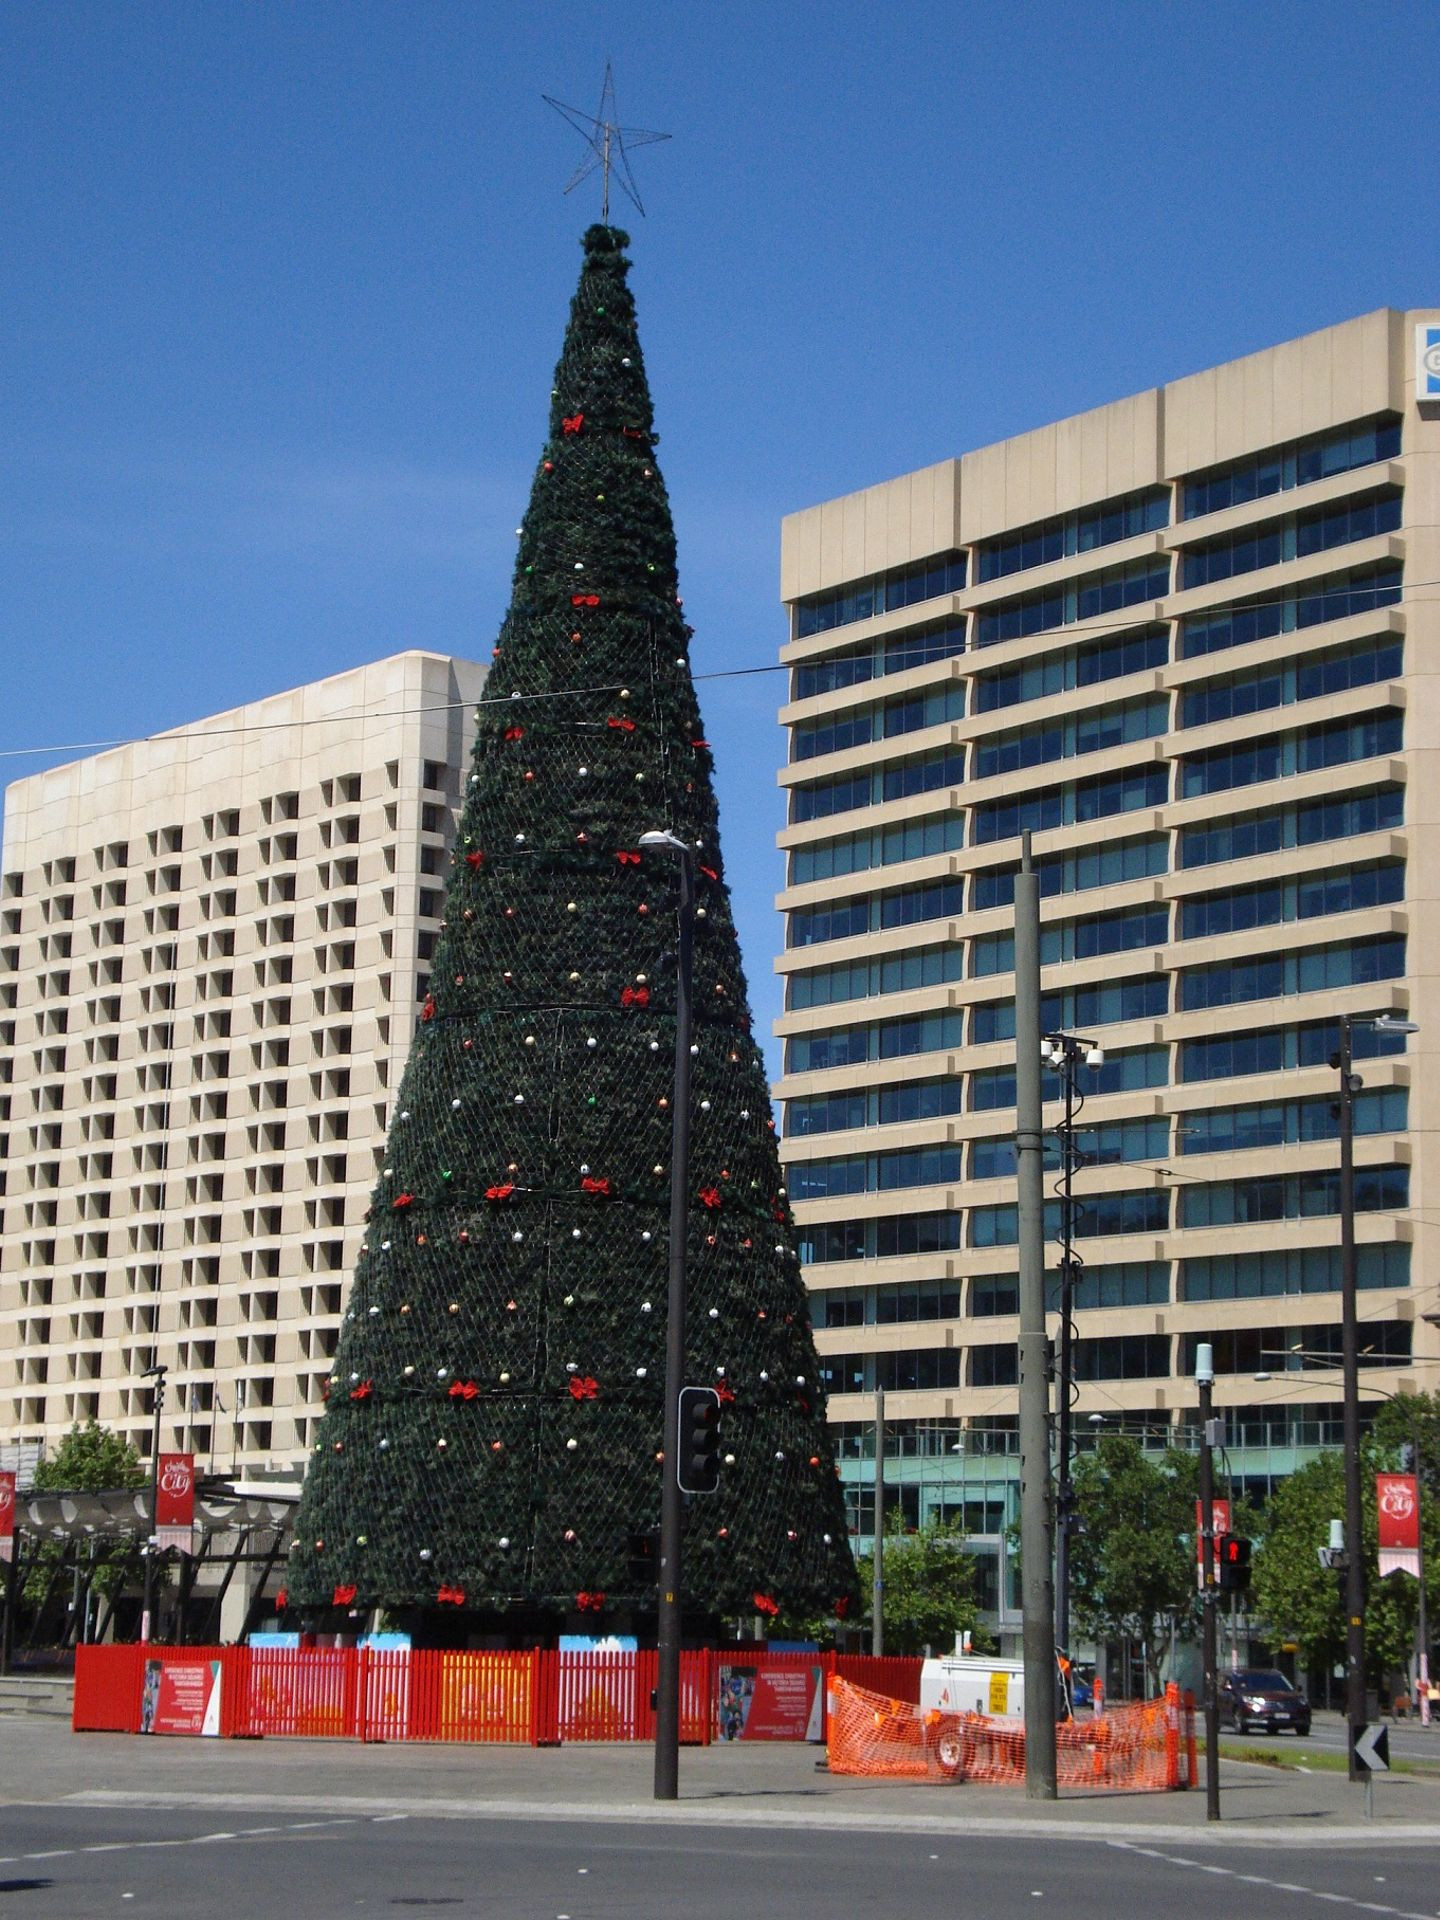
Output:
left=1218, top=1668, right=1311, bottom=1735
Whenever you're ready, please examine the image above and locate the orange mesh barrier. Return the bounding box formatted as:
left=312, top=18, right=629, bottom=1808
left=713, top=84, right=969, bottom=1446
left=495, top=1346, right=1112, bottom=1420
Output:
left=827, top=1676, right=1192, bottom=1792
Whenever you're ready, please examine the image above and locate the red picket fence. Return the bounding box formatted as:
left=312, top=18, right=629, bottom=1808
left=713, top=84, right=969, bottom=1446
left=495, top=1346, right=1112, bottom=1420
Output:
left=74, top=1643, right=914, bottom=1746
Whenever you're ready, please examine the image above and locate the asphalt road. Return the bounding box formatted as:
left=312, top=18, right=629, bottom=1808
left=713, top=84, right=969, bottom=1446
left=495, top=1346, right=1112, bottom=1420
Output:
left=1226, top=1712, right=1440, bottom=1765
left=3, top=1804, right=1440, bottom=1920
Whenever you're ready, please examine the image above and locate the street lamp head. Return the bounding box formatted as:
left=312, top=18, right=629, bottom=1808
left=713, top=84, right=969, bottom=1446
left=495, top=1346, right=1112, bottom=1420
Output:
left=1195, top=1341, right=1215, bottom=1387
left=637, top=829, right=688, bottom=855
left=1371, top=1015, right=1419, bottom=1035
left=1084, top=1046, right=1106, bottom=1069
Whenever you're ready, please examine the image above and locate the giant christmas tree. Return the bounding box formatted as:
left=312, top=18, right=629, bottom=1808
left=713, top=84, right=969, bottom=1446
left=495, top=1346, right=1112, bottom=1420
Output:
left=288, top=225, right=857, bottom=1637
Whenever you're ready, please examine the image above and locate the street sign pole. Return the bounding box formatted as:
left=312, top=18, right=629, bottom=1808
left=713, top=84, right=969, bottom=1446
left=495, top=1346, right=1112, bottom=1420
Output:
left=1353, top=1720, right=1390, bottom=1819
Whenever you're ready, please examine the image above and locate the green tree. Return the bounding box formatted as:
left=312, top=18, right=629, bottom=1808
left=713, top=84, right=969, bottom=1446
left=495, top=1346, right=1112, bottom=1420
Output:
left=1069, top=1436, right=1199, bottom=1692
left=1255, top=1393, right=1440, bottom=1688
left=24, top=1422, right=146, bottom=1608
left=288, top=226, right=857, bottom=1634
left=854, top=1516, right=989, bottom=1657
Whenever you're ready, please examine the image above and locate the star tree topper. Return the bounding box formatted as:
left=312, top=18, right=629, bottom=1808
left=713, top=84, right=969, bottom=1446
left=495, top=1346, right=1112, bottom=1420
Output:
left=543, top=61, right=671, bottom=221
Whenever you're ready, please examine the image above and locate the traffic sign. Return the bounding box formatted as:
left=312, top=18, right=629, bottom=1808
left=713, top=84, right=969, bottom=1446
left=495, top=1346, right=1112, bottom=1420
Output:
left=1353, top=1723, right=1390, bottom=1772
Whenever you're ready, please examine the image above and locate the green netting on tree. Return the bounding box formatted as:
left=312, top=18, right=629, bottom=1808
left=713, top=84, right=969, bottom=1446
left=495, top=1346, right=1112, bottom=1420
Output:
left=288, top=224, right=858, bottom=1633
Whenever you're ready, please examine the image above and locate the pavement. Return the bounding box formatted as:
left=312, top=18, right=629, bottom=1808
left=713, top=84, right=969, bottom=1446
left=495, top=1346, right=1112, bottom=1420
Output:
left=3, top=1711, right=1440, bottom=1846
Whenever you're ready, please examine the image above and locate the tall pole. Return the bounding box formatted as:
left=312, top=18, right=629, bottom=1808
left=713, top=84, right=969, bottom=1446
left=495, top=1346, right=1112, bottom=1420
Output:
left=1338, top=1013, right=1366, bottom=1780
left=653, top=837, right=695, bottom=1802
left=872, top=1386, right=885, bottom=1657
left=1054, top=1060, right=1077, bottom=1661
left=1197, top=1345, right=1221, bottom=1821
left=1417, top=1440, right=1431, bottom=1728
left=1015, top=833, right=1058, bottom=1797
left=141, top=1363, right=167, bottom=1644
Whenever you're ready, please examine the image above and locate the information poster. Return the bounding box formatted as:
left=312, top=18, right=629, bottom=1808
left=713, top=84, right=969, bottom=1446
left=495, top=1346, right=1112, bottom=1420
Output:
left=139, top=1656, right=222, bottom=1736
left=717, top=1664, right=823, bottom=1742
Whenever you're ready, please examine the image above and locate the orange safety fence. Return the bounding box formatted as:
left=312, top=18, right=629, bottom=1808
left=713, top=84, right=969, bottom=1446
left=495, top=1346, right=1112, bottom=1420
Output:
left=826, top=1676, right=1193, bottom=1792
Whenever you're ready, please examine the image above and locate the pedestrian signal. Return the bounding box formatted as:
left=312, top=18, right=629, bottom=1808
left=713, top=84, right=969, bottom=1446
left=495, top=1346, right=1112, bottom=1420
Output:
left=1218, top=1535, right=1252, bottom=1593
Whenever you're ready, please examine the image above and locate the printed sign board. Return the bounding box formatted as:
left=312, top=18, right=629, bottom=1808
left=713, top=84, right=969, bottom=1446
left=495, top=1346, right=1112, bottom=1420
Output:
left=717, top=1664, right=823, bottom=1742
left=139, top=1655, right=222, bottom=1737
left=0, top=1469, right=14, bottom=1563
left=1416, top=324, right=1440, bottom=402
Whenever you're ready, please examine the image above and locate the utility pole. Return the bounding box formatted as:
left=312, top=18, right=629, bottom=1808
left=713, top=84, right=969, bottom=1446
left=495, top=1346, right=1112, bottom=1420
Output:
left=872, top=1386, right=885, bottom=1658
left=1016, top=833, right=1057, bottom=1798
left=1197, top=1343, right=1221, bottom=1821
left=640, top=830, right=696, bottom=1804
left=140, top=1362, right=167, bottom=1643
left=1337, top=1013, right=1366, bottom=1781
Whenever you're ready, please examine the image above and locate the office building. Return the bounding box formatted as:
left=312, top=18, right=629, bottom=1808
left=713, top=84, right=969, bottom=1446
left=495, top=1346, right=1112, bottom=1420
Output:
left=0, top=651, right=486, bottom=1480
left=776, top=308, right=1440, bottom=1620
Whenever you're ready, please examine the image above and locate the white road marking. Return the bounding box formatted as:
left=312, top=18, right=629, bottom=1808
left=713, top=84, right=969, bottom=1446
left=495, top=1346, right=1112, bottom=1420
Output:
left=1110, top=1842, right=1433, bottom=1919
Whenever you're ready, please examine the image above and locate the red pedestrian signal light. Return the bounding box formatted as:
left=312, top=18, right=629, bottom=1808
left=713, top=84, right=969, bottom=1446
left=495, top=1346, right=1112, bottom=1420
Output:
left=677, top=1386, right=722, bottom=1495
left=1218, top=1535, right=1252, bottom=1593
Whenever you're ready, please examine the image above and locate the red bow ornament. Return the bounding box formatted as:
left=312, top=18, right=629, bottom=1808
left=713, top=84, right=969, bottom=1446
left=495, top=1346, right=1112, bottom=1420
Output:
left=485, top=1183, right=515, bottom=1203
left=580, top=1175, right=612, bottom=1198
left=568, top=1375, right=599, bottom=1402
left=332, top=1583, right=358, bottom=1607
left=622, top=425, right=646, bottom=440
left=503, top=725, right=524, bottom=742
left=448, top=1379, right=479, bottom=1401
left=615, top=850, right=641, bottom=866
left=699, top=863, right=718, bottom=881
left=753, top=1592, right=780, bottom=1618
left=465, top=850, right=485, bottom=871
left=436, top=1584, right=466, bottom=1606
left=349, top=1381, right=373, bottom=1402
left=619, top=985, right=650, bottom=1008
left=275, top=1588, right=288, bottom=1610
left=698, top=1187, right=722, bottom=1211
left=392, top=1193, right=415, bottom=1211
left=576, top=1591, right=606, bottom=1613
left=571, top=592, right=600, bottom=608
left=561, top=413, right=584, bottom=435
left=606, top=716, right=636, bottom=732
left=420, top=996, right=436, bottom=1023
left=716, top=1381, right=736, bottom=1405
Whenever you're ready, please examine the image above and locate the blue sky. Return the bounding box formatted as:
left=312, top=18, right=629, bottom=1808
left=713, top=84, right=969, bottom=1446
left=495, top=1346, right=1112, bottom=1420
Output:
left=3, top=1, right=1438, bottom=1074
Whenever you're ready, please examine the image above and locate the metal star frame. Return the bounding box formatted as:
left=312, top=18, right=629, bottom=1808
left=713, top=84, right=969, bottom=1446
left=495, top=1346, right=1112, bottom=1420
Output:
left=543, top=62, right=671, bottom=222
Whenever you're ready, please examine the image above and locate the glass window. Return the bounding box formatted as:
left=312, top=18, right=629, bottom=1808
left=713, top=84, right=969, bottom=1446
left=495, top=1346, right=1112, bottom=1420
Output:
left=1178, top=1087, right=1408, bottom=1155
left=1182, top=417, right=1400, bottom=519
left=1181, top=1241, right=1409, bottom=1301
left=796, top=553, right=967, bottom=639
left=975, top=557, right=1170, bottom=648
left=1180, top=562, right=1402, bottom=660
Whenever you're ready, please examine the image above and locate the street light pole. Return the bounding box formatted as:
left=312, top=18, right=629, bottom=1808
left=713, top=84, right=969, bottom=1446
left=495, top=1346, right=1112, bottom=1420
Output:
left=1041, top=1029, right=1102, bottom=1660
left=641, top=830, right=697, bottom=1804
left=1337, top=1012, right=1366, bottom=1779
left=1196, top=1344, right=1221, bottom=1822
left=140, top=1362, right=167, bottom=1643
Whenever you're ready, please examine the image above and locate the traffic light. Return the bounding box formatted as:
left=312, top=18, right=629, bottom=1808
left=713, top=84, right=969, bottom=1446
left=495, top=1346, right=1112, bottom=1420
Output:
left=677, top=1385, right=722, bottom=1494
left=1218, top=1535, right=1252, bottom=1594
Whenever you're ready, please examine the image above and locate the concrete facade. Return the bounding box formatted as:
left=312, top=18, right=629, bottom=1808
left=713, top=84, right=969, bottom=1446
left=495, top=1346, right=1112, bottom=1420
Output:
left=776, top=309, right=1440, bottom=1598
left=0, top=651, right=485, bottom=1479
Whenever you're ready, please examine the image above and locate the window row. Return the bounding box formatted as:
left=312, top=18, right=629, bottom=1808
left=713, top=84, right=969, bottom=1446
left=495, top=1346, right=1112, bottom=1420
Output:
left=1182, top=416, right=1400, bottom=519
left=973, top=625, right=1168, bottom=714
left=792, top=621, right=967, bottom=700
left=1179, top=783, right=1403, bottom=869
left=1180, top=561, right=1402, bottom=659
left=784, top=933, right=1407, bottom=1070
left=1180, top=708, right=1402, bottom=798
left=1180, top=490, right=1401, bottom=590
left=795, top=552, right=968, bottom=639
left=1179, top=1015, right=1408, bottom=1084
left=790, top=747, right=966, bottom=824
left=789, top=811, right=966, bottom=887
left=975, top=556, right=1171, bottom=649
left=1179, top=860, right=1403, bottom=939
left=791, top=682, right=967, bottom=763
left=1181, top=634, right=1402, bottom=729
left=977, top=489, right=1169, bottom=582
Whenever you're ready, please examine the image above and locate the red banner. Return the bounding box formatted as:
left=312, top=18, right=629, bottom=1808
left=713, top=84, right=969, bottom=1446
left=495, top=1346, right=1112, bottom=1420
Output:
left=1194, top=1497, right=1230, bottom=1586
left=1377, top=1473, right=1421, bottom=1578
left=0, top=1469, right=14, bottom=1564
left=155, top=1453, right=195, bottom=1551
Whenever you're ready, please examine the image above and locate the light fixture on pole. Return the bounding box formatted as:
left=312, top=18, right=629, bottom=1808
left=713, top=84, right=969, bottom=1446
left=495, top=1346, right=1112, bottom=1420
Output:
left=638, top=828, right=697, bottom=1803
left=140, top=1361, right=168, bottom=1644
left=1039, top=1030, right=1103, bottom=1661
left=1336, top=1011, right=1417, bottom=1779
